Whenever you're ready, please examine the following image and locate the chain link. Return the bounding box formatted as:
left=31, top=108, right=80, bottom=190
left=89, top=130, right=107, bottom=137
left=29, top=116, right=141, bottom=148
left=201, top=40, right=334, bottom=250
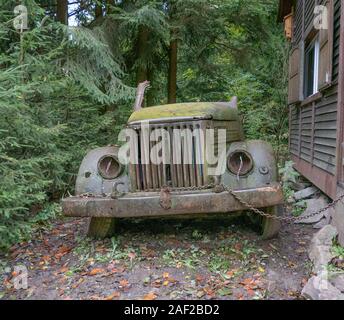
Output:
left=220, top=184, right=344, bottom=223
left=85, top=182, right=344, bottom=223
left=167, top=183, right=344, bottom=223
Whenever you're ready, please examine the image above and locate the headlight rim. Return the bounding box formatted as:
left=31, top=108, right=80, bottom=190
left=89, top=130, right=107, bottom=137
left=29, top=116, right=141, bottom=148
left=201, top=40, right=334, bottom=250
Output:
left=227, top=149, right=254, bottom=176
left=97, top=154, right=123, bottom=180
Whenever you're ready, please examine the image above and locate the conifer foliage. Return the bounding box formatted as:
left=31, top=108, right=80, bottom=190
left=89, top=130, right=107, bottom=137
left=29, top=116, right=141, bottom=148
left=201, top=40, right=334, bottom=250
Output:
left=0, top=0, right=288, bottom=250
left=0, top=0, right=132, bottom=249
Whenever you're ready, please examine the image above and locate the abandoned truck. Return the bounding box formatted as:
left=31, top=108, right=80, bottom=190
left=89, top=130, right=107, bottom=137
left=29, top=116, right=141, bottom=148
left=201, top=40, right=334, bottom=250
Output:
left=62, top=82, right=284, bottom=239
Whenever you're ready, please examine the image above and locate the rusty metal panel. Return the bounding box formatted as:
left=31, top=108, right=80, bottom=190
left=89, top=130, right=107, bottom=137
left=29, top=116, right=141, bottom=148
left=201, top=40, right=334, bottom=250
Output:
left=63, top=183, right=284, bottom=218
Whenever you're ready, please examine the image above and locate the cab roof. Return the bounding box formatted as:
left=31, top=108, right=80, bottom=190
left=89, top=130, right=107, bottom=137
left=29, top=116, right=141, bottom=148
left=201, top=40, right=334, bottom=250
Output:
left=128, top=102, right=239, bottom=123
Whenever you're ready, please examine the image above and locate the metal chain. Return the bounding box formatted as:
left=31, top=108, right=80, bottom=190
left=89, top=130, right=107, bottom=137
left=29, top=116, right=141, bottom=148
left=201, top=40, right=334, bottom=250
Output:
left=85, top=182, right=344, bottom=224
left=220, top=184, right=344, bottom=223
left=167, top=183, right=344, bottom=223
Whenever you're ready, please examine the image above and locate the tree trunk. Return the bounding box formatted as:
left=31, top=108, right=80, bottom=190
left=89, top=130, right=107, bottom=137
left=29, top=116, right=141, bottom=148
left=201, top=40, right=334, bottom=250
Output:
left=56, top=0, right=68, bottom=25
left=147, top=68, right=154, bottom=107
left=136, top=26, right=149, bottom=86
left=95, top=1, right=103, bottom=18
left=168, top=36, right=178, bottom=104
left=106, top=0, right=113, bottom=15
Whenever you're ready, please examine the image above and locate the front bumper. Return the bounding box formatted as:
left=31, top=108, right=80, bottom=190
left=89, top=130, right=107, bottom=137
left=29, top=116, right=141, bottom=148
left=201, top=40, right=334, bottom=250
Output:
left=62, top=183, right=284, bottom=218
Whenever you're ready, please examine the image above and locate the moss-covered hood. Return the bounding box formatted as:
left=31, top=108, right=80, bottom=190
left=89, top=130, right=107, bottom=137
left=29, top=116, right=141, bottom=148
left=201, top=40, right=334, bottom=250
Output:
left=128, top=102, right=239, bottom=123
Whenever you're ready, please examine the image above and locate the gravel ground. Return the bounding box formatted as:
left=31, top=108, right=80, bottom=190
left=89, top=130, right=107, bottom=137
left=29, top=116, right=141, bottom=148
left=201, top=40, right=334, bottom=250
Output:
left=0, top=212, right=315, bottom=300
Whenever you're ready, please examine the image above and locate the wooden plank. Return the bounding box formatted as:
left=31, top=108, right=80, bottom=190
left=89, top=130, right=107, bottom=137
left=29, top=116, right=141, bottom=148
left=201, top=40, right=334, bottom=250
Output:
left=335, top=0, right=344, bottom=183
left=292, top=155, right=337, bottom=199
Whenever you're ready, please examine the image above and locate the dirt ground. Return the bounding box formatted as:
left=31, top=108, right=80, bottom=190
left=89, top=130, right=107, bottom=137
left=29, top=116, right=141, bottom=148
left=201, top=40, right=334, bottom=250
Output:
left=0, top=212, right=315, bottom=300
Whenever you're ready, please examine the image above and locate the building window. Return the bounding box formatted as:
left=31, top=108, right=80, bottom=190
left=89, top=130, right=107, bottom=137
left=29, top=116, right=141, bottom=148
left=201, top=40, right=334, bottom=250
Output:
left=304, top=36, right=320, bottom=98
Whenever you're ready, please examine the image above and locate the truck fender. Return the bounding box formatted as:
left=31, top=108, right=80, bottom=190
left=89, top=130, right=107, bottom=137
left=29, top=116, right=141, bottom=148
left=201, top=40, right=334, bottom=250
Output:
left=75, top=146, right=129, bottom=195
left=222, top=140, right=278, bottom=189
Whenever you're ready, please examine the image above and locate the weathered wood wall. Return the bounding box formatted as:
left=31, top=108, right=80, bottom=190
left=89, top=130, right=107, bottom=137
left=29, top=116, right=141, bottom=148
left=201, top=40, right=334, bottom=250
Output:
left=288, top=0, right=341, bottom=199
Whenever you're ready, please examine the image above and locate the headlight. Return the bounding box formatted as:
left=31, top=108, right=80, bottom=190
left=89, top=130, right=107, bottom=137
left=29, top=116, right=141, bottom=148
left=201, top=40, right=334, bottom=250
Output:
left=98, top=155, right=123, bottom=179
left=227, top=150, right=253, bottom=176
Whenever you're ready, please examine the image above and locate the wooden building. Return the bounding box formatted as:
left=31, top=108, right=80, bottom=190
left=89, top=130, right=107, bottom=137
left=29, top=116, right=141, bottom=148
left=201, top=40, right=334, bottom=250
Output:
left=278, top=0, right=344, bottom=243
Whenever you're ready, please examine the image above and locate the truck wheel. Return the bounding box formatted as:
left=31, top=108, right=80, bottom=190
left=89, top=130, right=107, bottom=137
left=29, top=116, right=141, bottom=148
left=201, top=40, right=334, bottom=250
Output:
left=260, top=205, right=283, bottom=239
left=246, top=205, right=283, bottom=239
left=87, top=217, right=116, bottom=238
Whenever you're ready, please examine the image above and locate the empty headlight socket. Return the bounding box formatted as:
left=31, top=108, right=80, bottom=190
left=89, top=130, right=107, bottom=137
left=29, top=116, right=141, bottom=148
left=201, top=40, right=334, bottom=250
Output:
left=227, top=150, right=254, bottom=176
left=97, top=155, right=123, bottom=180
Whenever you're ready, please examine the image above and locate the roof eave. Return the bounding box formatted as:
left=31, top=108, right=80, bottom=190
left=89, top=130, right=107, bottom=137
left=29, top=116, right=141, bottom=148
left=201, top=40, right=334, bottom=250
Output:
left=277, top=0, right=293, bottom=22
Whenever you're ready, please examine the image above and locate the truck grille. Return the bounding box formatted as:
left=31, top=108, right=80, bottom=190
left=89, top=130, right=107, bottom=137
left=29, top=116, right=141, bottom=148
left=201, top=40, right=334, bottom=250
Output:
left=128, top=121, right=209, bottom=191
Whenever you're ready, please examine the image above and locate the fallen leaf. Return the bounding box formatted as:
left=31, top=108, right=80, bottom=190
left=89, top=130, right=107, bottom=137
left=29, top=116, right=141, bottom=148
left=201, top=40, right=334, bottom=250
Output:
left=55, top=245, right=72, bottom=259
left=128, top=252, right=136, bottom=259
left=225, top=269, right=237, bottom=279
left=258, top=266, right=265, bottom=273
left=203, top=287, right=215, bottom=297
left=89, top=268, right=105, bottom=276
left=236, top=293, right=244, bottom=300
left=105, top=291, right=120, bottom=300
left=119, top=279, right=129, bottom=288
left=60, top=267, right=69, bottom=273
left=56, top=245, right=71, bottom=254
left=288, top=261, right=297, bottom=268
left=143, top=292, right=157, bottom=300
left=196, top=274, right=205, bottom=283
left=247, top=289, right=255, bottom=296
left=163, top=272, right=169, bottom=279
left=163, top=280, right=169, bottom=286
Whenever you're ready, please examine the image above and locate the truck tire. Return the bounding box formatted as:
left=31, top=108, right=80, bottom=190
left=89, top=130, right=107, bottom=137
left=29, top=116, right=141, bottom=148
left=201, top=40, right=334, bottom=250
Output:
left=87, top=217, right=116, bottom=238
left=246, top=205, right=283, bottom=239
left=261, top=205, right=283, bottom=239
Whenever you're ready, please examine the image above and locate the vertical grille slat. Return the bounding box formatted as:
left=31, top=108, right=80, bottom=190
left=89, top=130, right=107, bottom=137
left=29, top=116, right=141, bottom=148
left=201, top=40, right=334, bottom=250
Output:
left=150, top=128, right=159, bottom=189
left=194, top=124, right=204, bottom=187
left=161, top=127, right=168, bottom=186
left=130, top=121, right=209, bottom=191
left=156, top=126, right=163, bottom=187
left=187, top=125, right=196, bottom=187
left=174, top=126, right=184, bottom=187
left=169, top=126, right=178, bottom=187
left=181, top=125, right=190, bottom=187
left=132, top=130, right=139, bottom=191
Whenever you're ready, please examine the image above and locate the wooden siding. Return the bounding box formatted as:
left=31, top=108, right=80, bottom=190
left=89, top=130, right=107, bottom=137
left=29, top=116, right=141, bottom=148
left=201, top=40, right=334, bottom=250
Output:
left=300, top=104, right=313, bottom=162
left=313, top=85, right=338, bottom=174
left=333, top=0, right=341, bottom=80
left=293, top=0, right=303, bottom=45
left=290, top=105, right=300, bottom=156
left=304, top=0, right=315, bottom=33
left=288, top=0, right=341, bottom=199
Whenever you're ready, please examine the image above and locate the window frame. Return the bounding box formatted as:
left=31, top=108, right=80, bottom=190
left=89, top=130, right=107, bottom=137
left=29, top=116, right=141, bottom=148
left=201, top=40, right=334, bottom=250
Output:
left=303, top=35, right=320, bottom=99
